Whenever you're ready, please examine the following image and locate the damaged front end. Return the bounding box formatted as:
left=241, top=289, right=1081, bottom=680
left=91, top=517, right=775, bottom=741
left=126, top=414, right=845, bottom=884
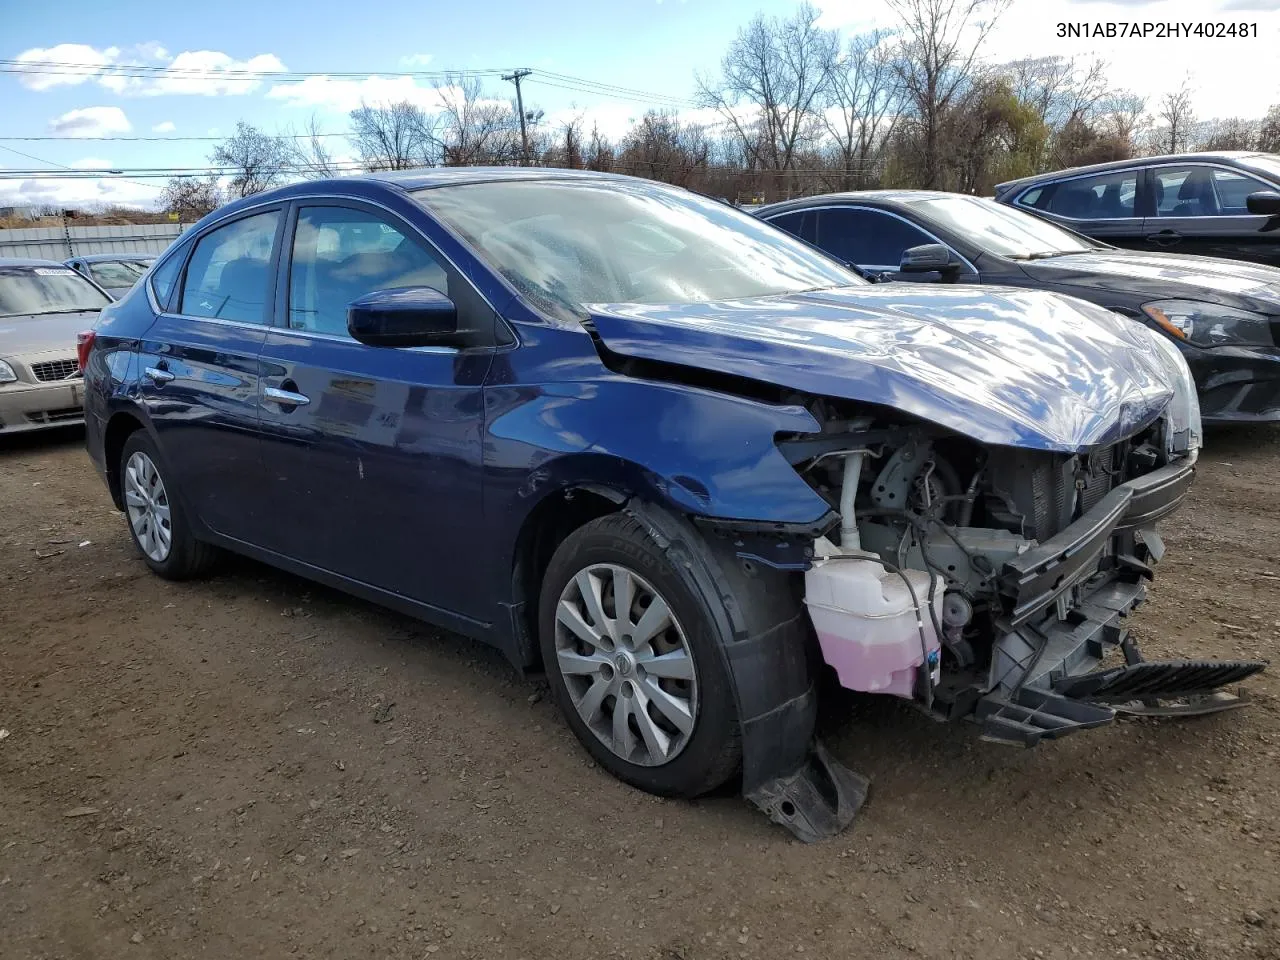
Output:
left=588, top=285, right=1265, bottom=840
left=779, top=383, right=1265, bottom=747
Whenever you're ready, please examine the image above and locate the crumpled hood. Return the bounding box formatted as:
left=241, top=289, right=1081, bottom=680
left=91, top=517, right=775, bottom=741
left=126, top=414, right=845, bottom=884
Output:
left=589, top=285, right=1177, bottom=452
left=1026, top=250, right=1280, bottom=311
left=0, top=310, right=99, bottom=358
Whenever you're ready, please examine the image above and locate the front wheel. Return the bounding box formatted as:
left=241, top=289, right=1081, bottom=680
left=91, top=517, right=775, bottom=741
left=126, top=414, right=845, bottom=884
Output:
left=538, top=513, right=740, bottom=798
left=119, top=431, right=218, bottom=580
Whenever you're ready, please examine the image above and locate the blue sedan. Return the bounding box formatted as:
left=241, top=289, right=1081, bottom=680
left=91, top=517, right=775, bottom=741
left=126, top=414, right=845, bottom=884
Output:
left=80, top=168, right=1259, bottom=840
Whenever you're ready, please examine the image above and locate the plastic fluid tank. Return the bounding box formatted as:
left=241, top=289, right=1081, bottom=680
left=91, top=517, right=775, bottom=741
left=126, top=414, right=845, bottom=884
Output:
left=804, top=557, right=942, bottom=698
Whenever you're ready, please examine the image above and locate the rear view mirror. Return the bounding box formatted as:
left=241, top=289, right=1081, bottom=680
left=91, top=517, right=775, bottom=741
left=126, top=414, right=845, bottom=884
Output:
left=347, top=287, right=458, bottom=348
left=1246, top=190, right=1280, bottom=216
left=899, top=243, right=957, bottom=274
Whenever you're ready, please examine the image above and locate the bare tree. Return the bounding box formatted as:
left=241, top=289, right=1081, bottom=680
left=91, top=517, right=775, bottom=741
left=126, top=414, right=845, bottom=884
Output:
left=1157, top=82, right=1196, bottom=154
left=823, top=30, right=898, bottom=189
left=618, top=111, right=710, bottom=188
left=160, top=176, right=223, bottom=220
left=1097, top=91, right=1148, bottom=148
left=697, top=2, right=839, bottom=174
left=1201, top=117, right=1258, bottom=152
left=887, top=0, right=1010, bottom=187
left=1257, top=104, right=1280, bottom=153
left=584, top=123, right=615, bottom=172
left=1007, top=55, right=1107, bottom=130
left=349, top=100, right=439, bottom=171
left=556, top=114, right=585, bottom=169
left=210, top=122, right=289, bottom=197
left=436, top=75, right=524, bottom=166
left=282, top=115, right=343, bottom=179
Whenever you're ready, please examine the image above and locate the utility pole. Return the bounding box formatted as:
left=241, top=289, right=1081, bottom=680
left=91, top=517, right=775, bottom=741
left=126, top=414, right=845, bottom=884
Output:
left=502, top=69, right=532, bottom=166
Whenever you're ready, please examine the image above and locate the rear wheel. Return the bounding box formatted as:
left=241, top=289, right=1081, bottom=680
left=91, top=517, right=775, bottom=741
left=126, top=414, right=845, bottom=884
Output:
left=120, top=431, right=218, bottom=580
left=538, top=513, right=740, bottom=797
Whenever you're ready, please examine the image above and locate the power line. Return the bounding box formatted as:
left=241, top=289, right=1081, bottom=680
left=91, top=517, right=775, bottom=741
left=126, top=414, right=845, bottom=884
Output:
left=0, top=142, right=161, bottom=189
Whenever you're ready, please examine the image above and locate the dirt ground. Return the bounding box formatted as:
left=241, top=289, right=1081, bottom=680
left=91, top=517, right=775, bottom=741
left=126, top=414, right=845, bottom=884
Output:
left=2, top=426, right=1279, bottom=960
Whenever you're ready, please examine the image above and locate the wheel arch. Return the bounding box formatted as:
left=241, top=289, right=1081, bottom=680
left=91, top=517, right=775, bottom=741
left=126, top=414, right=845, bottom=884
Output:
left=103, top=409, right=147, bottom=510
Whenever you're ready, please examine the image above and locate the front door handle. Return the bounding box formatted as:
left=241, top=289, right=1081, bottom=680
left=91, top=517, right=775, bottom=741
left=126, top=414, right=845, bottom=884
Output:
left=144, top=365, right=175, bottom=385
left=264, top=385, right=311, bottom=407
left=1145, top=230, right=1182, bottom=245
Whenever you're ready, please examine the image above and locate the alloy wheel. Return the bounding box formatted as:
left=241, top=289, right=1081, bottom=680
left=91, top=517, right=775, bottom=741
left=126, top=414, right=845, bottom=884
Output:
left=124, top=450, right=173, bottom=562
left=553, top=563, right=699, bottom=767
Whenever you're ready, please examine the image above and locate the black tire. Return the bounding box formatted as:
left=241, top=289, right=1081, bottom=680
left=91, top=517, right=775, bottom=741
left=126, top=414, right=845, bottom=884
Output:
left=538, top=512, right=741, bottom=798
left=119, top=430, right=218, bottom=580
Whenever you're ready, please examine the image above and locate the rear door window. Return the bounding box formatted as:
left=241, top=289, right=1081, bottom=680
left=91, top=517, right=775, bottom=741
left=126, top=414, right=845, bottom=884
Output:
left=765, top=210, right=815, bottom=244
left=815, top=208, right=932, bottom=268
left=1022, top=170, right=1138, bottom=219
left=179, top=211, right=280, bottom=323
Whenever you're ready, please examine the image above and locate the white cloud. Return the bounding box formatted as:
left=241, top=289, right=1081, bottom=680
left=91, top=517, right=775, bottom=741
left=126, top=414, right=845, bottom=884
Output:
left=143, top=51, right=286, bottom=96
left=152, top=120, right=176, bottom=133
left=268, top=75, right=456, bottom=113
left=12, top=43, right=286, bottom=97
left=47, top=106, right=132, bottom=137
left=13, top=43, right=121, bottom=91
left=399, top=53, right=435, bottom=68
left=0, top=176, right=159, bottom=211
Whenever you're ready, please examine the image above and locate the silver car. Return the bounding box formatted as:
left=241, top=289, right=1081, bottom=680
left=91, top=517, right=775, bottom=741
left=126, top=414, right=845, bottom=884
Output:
left=65, top=254, right=154, bottom=300
left=0, top=258, right=111, bottom=434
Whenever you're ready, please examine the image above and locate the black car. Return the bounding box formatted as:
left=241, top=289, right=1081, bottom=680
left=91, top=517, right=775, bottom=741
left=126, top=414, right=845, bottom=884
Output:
left=758, top=190, right=1280, bottom=423
left=993, top=152, right=1280, bottom=268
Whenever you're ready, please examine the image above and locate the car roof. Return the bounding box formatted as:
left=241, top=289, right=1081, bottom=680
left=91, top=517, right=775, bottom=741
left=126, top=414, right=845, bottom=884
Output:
left=995, top=151, right=1272, bottom=193
left=71, top=253, right=154, bottom=263
left=757, top=190, right=962, bottom=216
left=0, top=257, right=72, bottom=268
left=198, top=166, right=672, bottom=232
left=361, top=165, right=634, bottom=191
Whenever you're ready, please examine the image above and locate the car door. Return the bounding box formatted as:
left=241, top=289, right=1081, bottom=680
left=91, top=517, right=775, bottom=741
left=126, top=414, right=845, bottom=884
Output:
left=1142, top=164, right=1280, bottom=266
left=136, top=207, right=281, bottom=543
left=1014, top=167, right=1145, bottom=249
left=811, top=206, right=975, bottom=283
left=255, top=200, right=497, bottom=622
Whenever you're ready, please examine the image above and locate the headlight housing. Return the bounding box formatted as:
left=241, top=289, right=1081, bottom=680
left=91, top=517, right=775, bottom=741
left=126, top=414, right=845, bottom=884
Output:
left=1143, top=326, right=1202, bottom=455
left=1142, top=299, right=1275, bottom=348
left=0, top=359, right=17, bottom=384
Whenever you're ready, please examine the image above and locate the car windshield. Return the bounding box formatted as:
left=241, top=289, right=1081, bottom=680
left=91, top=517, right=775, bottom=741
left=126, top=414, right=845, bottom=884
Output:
left=415, top=179, right=861, bottom=320
left=908, top=195, right=1097, bottom=258
left=0, top=265, right=111, bottom=317
left=1240, top=154, right=1280, bottom=184
left=88, top=260, right=149, bottom=287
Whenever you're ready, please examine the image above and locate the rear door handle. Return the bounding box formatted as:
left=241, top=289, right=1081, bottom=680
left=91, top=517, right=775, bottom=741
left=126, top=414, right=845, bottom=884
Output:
left=1145, top=230, right=1181, bottom=244
left=144, top=365, right=175, bottom=385
left=263, top=385, right=310, bottom=407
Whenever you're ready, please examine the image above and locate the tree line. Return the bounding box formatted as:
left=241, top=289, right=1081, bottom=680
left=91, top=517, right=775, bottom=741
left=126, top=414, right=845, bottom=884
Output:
left=162, top=0, right=1280, bottom=219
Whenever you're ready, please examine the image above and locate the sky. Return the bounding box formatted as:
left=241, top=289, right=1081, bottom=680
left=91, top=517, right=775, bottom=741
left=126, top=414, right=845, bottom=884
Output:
left=2, top=0, right=1278, bottom=209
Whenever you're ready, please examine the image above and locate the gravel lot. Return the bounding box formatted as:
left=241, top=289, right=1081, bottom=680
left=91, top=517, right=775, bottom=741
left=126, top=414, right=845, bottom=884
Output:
left=3, top=426, right=1279, bottom=960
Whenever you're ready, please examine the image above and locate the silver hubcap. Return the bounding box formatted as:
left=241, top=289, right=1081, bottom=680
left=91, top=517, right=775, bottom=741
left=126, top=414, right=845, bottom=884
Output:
left=554, top=563, right=698, bottom=767
left=123, top=451, right=173, bottom=563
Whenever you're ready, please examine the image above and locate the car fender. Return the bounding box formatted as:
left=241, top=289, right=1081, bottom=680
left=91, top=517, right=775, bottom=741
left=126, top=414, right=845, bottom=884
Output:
left=484, top=374, right=835, bottom=558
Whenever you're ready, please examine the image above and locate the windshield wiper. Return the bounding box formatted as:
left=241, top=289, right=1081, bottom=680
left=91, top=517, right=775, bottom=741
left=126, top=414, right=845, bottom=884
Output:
left=1023, top=250, right=1082, bottom=260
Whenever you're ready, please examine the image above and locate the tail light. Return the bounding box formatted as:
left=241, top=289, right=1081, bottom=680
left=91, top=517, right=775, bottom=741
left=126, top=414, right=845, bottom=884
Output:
left=76, top=330, right=96, bottom=372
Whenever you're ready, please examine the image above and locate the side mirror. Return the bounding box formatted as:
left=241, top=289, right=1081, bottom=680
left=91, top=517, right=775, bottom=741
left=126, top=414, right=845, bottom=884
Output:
left=1246, top=190, right=1280, bottom=216
left=347, top=286, right=458, bottom=348
left=899, top=243, right=957, bottom=274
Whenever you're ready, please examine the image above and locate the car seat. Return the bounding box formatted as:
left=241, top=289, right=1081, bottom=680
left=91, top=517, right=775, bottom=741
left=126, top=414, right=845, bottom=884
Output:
left=1171, top=169, right=1219, bottom=216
